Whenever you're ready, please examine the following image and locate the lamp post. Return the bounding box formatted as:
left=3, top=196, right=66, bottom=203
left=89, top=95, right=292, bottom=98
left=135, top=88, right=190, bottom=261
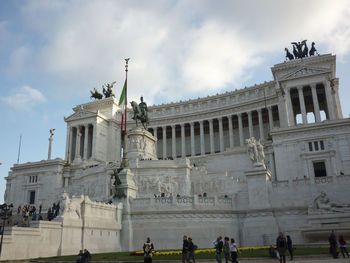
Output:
left=0, top=203, right=13, bottom=257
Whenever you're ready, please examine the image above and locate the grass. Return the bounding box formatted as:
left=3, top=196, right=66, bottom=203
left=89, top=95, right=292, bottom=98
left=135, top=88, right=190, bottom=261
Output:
left=35, top=247, right=330, bottom=261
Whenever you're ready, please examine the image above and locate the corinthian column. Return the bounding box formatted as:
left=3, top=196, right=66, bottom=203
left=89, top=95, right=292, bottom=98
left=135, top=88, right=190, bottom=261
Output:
left=172, top=125, right=176, bottom=159
left=75, top=127, right=82, bottom=161
left=311, top=84, right=321, bottom=122
left=190, top=122, right=195, bottom=156
left=209, top=119, right=214, bottom=154
left=257, top=109, right=264, bottom=140
left=228, top=116, right=233, bottom=148
left=218, top=117, right=224, bottom=152
left=238, top=113, right=244, bottom=146
left=247, top=111, right=253, bottom=138
left=297, top=86, right=307, bottom=124
left=199, top=120, right=205, bottom=155
left=83, top=125, right=89, bottom=159
left=162, top=126, right=167, bottom=159
left=181, top=123, right=185, bottom=157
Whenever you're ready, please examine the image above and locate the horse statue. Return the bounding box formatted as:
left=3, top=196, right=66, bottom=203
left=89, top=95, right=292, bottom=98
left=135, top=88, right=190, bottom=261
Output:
left=130, top=97, right=149, bottom=129
left=285, top=48, right=294, bottom=60
left=102, top=81, right=116, bottom=98
left=90, top=88, right=103, bottom=100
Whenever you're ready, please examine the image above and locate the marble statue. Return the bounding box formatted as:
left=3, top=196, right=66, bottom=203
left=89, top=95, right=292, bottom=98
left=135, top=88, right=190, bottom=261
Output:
left=246, top=137, right=265, bottom=168
left=311, top=191, right=350, bottom=213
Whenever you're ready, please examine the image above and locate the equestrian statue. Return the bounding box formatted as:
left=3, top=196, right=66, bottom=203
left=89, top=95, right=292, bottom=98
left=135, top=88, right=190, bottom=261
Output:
left=90, top=88, right=103, bottom=100
left=130, top=96, right=150, bottom=129
left=284, top=40, right=319, bottom=61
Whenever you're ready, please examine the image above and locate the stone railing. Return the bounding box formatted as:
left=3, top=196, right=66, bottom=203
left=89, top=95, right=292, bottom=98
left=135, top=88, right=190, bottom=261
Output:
left=314, top=176, right=333, bottom=184
left=131, top=195, right=233, bottom=209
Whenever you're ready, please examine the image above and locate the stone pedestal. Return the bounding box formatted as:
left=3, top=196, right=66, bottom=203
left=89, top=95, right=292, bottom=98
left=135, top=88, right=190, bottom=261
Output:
left=244, top=166, right=271, bottom=210
left=127, top=128, right=157, bottom=161
left=115, top=168, right=137, bottom=252
left=242, top=167, right=276, bottom=246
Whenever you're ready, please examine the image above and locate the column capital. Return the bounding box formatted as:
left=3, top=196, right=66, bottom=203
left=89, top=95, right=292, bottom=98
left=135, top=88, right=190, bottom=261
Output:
left=190, top=122, right=194, bottom=127
left=208, top=119, right=213, bottom=123
left=247, top=111, right=252, bottom=116
left=237, top=112, right=242, bottom=117
left=199, top=120, right=204, bottom=124
left=218, top=117, right=223, bottom=122
left=180, top=123, right=185, bottom=127
left=310, top=83, right=317, bottom=89
left=171, top=124, right=176, bottom=129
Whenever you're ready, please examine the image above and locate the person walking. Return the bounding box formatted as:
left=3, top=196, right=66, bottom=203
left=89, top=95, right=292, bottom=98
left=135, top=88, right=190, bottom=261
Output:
left=230, top=238, right=239, bottom=263
left=143, top=237, right=154, bottom=263
left=214, top=236, right=223, bottom=263
left=286, top=235, right=293, bottom=260
left=187, top=237, right=196, bottom=263
left=182, top=235, right=189, bottom=263
left=276, top=232, right=287, bottom=263
left=223, top=237, right=230, bottom=263
left=339, top=235, right=349, bottom=258
left=329, top=230, right=338, bottom=259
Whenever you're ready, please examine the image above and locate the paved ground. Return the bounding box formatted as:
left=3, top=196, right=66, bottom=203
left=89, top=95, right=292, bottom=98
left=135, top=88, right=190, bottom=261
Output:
left=25, top=255, right=350, bottom=263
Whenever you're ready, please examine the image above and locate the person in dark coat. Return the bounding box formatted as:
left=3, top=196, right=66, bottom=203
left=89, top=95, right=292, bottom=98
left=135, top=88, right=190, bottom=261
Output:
left=276, top=232, right=287, bottom=263
left=286, top=235, right=293, bottom=260
left=329, top=230, right=338, bottom=258
left=187, top=237, right=196, bottom=263
left=214, top=236, right=223, bottom=263
left=182, top=235, right=189, bottom=263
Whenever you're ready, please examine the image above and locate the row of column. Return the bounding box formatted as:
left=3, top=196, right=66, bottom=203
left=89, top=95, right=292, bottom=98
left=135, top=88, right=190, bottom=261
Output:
left=150, top=106, right=276, bottom=160
left=285, top=82, right=335, bottom=125
left=66, top=124, right=94, bottom=162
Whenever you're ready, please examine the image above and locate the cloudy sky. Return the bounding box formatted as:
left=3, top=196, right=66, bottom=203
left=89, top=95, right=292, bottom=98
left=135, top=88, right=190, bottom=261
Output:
left=1, top=0, right=350, bottom=203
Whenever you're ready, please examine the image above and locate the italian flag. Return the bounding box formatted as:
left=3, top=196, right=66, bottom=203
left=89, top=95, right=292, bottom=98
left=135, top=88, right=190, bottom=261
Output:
left=119, top=79, right=127, bottom=131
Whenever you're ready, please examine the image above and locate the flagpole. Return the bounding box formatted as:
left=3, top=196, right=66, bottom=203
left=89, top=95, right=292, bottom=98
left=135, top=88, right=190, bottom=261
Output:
left=121, top=58, right=130, bottom=169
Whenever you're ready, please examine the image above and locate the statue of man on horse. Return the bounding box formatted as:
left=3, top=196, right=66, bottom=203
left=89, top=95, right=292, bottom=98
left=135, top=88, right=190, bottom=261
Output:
left=130, top=96, right=150, bottom=129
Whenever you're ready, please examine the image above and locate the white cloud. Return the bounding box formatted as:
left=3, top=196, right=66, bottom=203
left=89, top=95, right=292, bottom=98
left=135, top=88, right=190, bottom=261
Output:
left=2, top=86, right=47, bottom=110
left=4, top=0, right=350, bottom=104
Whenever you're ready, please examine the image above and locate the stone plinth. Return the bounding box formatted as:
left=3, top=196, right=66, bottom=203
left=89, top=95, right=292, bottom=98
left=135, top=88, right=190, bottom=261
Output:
left=127, top=128, right=157, bottom=161
left=244, top=166, right=271, bottom=210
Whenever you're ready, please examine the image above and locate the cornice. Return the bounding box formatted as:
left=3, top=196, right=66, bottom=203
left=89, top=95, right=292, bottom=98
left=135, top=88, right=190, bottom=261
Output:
left=11, top=158, right=66, bottom=171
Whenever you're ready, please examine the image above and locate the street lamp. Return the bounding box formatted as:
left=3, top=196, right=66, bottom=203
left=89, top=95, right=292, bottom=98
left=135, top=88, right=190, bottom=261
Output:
left=0, top=203, right=13, bottom=257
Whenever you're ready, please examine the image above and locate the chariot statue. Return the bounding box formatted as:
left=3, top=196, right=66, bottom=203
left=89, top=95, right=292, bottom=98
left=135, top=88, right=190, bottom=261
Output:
left=130, top=96, right=150, bottom=129
left=90, top=88, right=103, bottom=100
left=285, top=40, right=318, bottom=60
left=102, top=81, right=116, bottom=98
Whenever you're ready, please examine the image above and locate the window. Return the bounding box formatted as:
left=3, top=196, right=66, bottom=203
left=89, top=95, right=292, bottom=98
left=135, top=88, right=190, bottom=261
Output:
left=308, top=142, right=313, bottom=151
left=313, top=161, right=327, bottom=177
left=29, top=191, right=36, bottom=204
left=308, top=140, right=325, bottom=152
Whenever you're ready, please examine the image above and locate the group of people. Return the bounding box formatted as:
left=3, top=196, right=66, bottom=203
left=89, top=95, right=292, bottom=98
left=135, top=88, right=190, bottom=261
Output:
left=272, top=232, right=293, bottom=263
left=182, top=235, right=198, bottom=263
left=213, top=236, right=239, bottom=263
left=76, top=249, right=91, bottom=263
left=18, top=204, right=43, bottom=226
left=47, top=202, right=61, bottom=221
left=329, top=230, right=349, bottom=259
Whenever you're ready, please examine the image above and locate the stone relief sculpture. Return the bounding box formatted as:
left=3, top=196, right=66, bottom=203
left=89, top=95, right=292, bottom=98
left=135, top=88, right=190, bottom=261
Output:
left=310, top=191, right=350, bottom=213
left=246, top=137, right=265, bottom=168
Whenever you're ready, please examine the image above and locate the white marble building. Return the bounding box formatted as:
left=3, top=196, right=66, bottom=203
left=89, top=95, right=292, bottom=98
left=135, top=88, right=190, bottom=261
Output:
left=3, top=53, right=350, bottom=257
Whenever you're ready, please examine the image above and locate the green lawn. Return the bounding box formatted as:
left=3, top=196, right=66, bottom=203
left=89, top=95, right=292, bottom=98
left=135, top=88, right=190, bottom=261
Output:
left=36, top=247, right=329, bottom=261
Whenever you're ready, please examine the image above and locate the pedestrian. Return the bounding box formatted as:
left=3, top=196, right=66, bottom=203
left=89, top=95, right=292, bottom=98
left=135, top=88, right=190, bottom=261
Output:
left=83, top=249, right=91, bottom=263
left=339, top=235, right=349, bottom=258
left=329, top=230, right=338, bottom=258
left=286, top=235, right=293, bottom=260
left=230, top=238, right=239, bottom=263
left=187, top=237, right=196, bottom=263
left=182, top=235, right=189, bottom=263
left=76, top=250, right=84, bottom=263
left=39, top=204, right=42, bottom=214
left=223, top=237, right=230, bottom=263
left=143, top=237, right=154, bottom=263
left=214, top=236, right=223, bottom=263
left=276, top=232, right=287, bottom=263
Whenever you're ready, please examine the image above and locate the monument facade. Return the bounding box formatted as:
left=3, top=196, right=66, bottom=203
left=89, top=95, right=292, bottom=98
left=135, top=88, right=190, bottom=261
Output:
left=3, top=52, right=350, bottom=259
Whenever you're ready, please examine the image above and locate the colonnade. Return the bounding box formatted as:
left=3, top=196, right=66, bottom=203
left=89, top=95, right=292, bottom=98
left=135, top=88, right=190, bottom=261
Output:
left=284, top=82, right=335, bottom=125
left=149, top=105, right=278, bottom=160
left=66, top=124, right=94, bottom=162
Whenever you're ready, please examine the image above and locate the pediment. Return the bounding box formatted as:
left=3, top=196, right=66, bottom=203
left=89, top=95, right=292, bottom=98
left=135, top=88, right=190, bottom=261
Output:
left=64, top=110, right=97, bottom=122
left=280, top=66, right=331, bottom=81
